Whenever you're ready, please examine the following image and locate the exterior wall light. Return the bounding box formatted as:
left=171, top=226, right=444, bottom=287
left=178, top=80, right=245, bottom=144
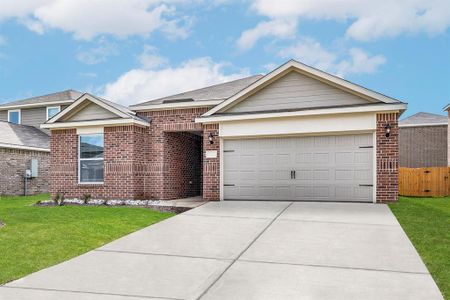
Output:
left=208, top=132, right=216, bottom=144
left=385, top=123, right=391, bottom=137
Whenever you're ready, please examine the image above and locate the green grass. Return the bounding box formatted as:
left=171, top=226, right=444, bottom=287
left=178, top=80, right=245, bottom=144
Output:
left=389, top=197, right=450, bottom=299
left=0, top=194, right=174, bottom=284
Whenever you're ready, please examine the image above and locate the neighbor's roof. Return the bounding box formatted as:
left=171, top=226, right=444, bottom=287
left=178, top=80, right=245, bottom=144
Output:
left=130, top=75, right=264, bottom=108
left=0, top=89, right=82, bottom=110
left=400, top=112, right=448, bottom=127
left=0, top=121, right=50, bottom=151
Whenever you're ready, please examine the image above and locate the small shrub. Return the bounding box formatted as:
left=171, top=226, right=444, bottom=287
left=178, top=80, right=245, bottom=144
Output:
left=52, top=192, right=65, bottom=206
left=81, top=193, right=92, bottom=205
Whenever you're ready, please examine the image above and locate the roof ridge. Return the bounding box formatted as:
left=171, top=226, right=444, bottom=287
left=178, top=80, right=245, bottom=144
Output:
left=130, top=74, right=263, bottom=107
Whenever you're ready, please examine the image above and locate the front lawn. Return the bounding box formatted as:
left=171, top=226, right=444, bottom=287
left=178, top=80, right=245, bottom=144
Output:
left=0, top=194, right=174, bottom=284
left=389, top=197, right=449, bottom=299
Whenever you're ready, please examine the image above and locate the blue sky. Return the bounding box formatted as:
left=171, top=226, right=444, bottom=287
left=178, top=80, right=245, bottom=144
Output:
left=0, top=1, right=449, bottom=118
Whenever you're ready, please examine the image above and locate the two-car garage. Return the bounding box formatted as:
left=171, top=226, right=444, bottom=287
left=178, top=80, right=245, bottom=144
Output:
left=223, top=133, right=374, bottom=202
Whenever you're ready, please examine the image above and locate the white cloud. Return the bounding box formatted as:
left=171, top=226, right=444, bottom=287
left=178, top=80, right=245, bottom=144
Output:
left=237, top=18, right=297, bottom=50
left=101, top=57, right=250, bottom=105
left=138, top=45, right=168, bottom=69
left=76, top=41, right=118, bottom=65
left=0, top=0, right=192, bottom=40
left=279, top=38, right=385, bottom=77
left=241, top=0, right=450, bottom=49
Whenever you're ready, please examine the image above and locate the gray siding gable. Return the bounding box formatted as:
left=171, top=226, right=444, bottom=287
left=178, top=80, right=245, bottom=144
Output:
left=227, top=71, right=373, bottom=114
left=63, top=102, right=118, bottom=122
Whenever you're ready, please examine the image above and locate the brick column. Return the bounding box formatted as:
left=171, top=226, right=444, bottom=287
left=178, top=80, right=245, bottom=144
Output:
left=203, top=124, right=220, bottom=200
left=376, top=113, right=399, bottom=203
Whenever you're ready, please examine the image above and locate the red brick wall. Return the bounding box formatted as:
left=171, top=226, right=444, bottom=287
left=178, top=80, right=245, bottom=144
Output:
left=203, top=124, right=220, bottom=200
left=50, top=125, right=149, bottom=199
left=138, top=107, right=220, bottom=200
left=376, top=113, right=399, bottom=203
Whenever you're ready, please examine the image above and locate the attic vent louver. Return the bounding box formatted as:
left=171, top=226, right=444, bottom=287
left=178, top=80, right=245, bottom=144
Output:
left=162, top=98, right=194, bottom=104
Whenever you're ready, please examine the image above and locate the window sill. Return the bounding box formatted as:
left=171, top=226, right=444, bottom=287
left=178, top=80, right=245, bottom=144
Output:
left=78, top=182, right=104, bottom=186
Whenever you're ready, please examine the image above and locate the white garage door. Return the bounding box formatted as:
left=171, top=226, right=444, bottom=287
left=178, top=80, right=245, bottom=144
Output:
left=223, top=134, right=374, bottom=202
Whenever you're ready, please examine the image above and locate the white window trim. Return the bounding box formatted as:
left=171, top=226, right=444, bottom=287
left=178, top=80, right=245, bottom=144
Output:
left=78, top=134, right=104, bottom=185
left=8, top=109, right=21, bottom=124
left=46, top=106, right=61, bottom=120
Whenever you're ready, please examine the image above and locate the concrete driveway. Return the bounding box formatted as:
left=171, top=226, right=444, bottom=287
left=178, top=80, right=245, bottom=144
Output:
left=0, top=201, right=443, bottom=300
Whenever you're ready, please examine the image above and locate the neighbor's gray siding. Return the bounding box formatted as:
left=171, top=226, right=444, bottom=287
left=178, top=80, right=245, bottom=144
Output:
left=0, top=110, right=7, bottom=122
left=65, top=102, right=116, bottom=121
left=227, top=71, right=371, bottom=113
left=22, top=107, right=47, bottom=128
left=399, top=125, right=448, bottom=167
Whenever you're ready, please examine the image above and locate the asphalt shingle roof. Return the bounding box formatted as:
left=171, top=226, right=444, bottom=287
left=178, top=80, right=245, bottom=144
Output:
left=0, top=121, right=50, bottom=150
left=130, top=75, right=264, bottom=107
left=400, top=112, right=448, bottom=126
left=0, top=90, right=82, bottom=109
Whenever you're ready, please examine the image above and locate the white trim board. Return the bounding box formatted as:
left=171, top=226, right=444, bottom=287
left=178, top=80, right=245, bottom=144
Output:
left=218, top=112, right=376, bottom=138
left=203, top=60, right=405, bottom=117
left=399, top=122, right=448, bottom=128
left=0, top=142, right=50, bottom=152
left=41, top=118, right=150, bottom=130
left=0, top=100, right=73, bottom=110
left=197, top=104, right=406, bottom=124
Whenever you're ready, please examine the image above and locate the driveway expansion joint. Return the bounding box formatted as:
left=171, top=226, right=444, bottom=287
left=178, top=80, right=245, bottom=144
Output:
left=182, top=213, right=272, bottom=220
left=277, top=218, right=400, bottom=227
left=95, top=249, right=233, bottom=262
left=0, top=286, right=183, bottom=300
left=237, top=259, right=430, bottom=275
left=196, top=202, right=294, bottom=300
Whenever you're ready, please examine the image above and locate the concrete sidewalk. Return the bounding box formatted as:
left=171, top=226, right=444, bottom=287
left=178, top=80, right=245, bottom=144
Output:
left=0, top=201, right=444, bottom=300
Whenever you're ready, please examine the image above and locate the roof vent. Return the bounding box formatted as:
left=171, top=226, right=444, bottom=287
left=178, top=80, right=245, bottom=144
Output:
left=162, top=98, right=194, bottom=104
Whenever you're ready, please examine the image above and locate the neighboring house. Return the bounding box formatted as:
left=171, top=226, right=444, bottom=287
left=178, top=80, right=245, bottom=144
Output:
left=399, top=112, right=448, bottom=168
left=0, top=90, right=81, bottom=195
left=42, top=60, right=407, bottom=203
left=446, top=104, right=450, bottom=166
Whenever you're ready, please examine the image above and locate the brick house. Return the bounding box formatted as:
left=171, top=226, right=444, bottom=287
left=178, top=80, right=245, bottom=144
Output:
left=0, top=90, right=81, bottom=195
left=399, top=112, right=448, bottom=168
left=42, top=60, right=407, bottom=203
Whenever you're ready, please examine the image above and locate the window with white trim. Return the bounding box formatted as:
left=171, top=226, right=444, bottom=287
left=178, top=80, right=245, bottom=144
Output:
left=79, top=134, right=104, bottom=184
left=8, top=109, right=21, bottom=124
left=46, top=106, right=60, bottom=120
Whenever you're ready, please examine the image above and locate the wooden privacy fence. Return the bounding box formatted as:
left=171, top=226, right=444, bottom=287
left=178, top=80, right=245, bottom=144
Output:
left=399, top=167, right=450, bottom=197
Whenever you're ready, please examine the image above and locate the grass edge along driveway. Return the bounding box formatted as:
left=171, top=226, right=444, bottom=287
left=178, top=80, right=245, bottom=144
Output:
left=389, top=196, right=450, bottom=299
left=0, top=194, right=174, bottom=285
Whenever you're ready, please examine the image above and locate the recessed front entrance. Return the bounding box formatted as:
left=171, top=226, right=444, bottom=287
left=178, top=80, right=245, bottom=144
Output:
left=223, top=133, right=374, bottom=202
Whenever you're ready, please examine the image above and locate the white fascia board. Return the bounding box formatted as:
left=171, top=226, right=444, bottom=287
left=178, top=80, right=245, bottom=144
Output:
left=196, top=103, right=407, bottom=124
left=41, top=118, right=150, bottom=130
left=203, top=60, right=403, bottom=117
left=0, top=143, right=50, bottom=152
left=0, top=100, right=74, bottom=111
left=443, top=103, right=450, bottom=111
left=130, top=100, right=223, bottom=112
left=46, top=94, right=129, bottom=124
left=399, top=122, right=448, bottom=128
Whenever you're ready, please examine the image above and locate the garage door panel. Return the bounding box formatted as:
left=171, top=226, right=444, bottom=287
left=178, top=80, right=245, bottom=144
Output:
left=335, top=152, right=353, bottom=164
left=275, top=186, right=292, bottom=200
left=224, top=134, right=373, bottom=202
left=313, top=152, right=330, bottom=164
